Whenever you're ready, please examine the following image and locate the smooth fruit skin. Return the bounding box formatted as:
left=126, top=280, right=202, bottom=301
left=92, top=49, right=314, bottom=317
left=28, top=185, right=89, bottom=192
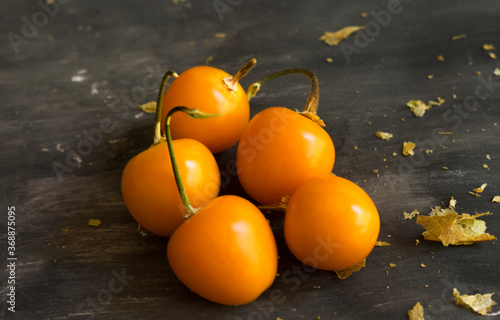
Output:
left=121, top=139, right=220, bottom=237
left=167, top=195, right=278, bottom=305
left=161, top=66, right=250, bottom=154
left=284, top=175, right=380, bottom=271
left=236, top=107, right=335, bottom=205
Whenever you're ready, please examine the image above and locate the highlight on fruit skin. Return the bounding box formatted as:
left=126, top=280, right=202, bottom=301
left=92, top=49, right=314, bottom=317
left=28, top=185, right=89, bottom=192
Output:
left=161, top=59, right=257, bottom=154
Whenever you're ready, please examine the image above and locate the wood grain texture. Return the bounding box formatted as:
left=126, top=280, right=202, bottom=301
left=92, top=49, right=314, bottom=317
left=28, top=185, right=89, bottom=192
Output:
left=1, top=0, right=499, bottom=319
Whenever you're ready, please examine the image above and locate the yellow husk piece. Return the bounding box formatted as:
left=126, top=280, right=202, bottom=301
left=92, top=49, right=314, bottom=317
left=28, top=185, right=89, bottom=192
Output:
left=483, top=44, right=495, bottom=50
left=318, top=26, right=365, bottom=46
left=138, top=101, right=157, bottom=113
left=449, top=197, right=457, bottom=209
left=408, top=302, right=425, bottom=320
left=407, top=100, right=429, bottom=117
left=473, top=183, right=487, bottom=193
left=335, top=259, right=365, bottom=279
left=453, top=288, right=497, bottom=316
left=88, top=219, right=101, bottom=227
left=407, top=98, right=444, bottom=117
left=403, top=141, right=416, bottom=156
left=452, top=34, right=467, bottom=40
left=416, top=207, right=496, bottom=246
left=375, top=131, right=393, bottom=140
left=375, top=241, right=391, bottom=246
left=428, top=97, right=445, bottom=106
left=403, top=210, right=420, bottom=220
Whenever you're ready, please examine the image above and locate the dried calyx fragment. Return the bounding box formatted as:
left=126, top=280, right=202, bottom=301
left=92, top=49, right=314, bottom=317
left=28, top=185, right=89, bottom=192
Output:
left=403, top=141, right=416, bottom=156
left=88, top=219, right=101, bottom=227
left=408, top=302, right=425, bottom=320
left=416, top=206, right=496, bottom=246
left=473, top=183, right=487, bottom=194
left=452, top=34, right=467, bottom=40
left=407, top=100, right=429, bottom=117
left=335, top=259, right=366, bottom=279
left=448, top=197, right=457, bottom=209
left=318, top=26, right=365, bottom=46
left=483, top=44, right=495, bottom=50
left=453, top=288, right=497, bottom=316
left=403, top=209, right=419, bottom=220
left=375, top=131, right=393, bottom=140
left=407, top=98, right=444, bottom=117
left=298, top=110, right=326, bottom=127
left=138, top=101, right=157, bottom=113
left=428, top=97, right=445, bottom=106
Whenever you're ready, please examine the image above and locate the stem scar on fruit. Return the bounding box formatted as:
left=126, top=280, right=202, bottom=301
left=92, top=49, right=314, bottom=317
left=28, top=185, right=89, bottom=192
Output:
left=236, top=68, right=335, bottom=205
left=121, top=71, right=220, bottom=237
left=160, top=58, right=257, bottom=153
left=165, top=107, right=278, bottom=306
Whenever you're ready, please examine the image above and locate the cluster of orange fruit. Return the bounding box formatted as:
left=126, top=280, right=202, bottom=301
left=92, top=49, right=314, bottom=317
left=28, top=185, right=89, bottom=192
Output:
left=121, top=59, right=380, bottom=305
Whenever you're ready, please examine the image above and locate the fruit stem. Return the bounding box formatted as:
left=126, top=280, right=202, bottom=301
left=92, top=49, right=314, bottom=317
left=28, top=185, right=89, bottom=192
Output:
left=165, top=106, right=219, bottom=219
left=153, top=70, right=179, bottom=145
left=223, top=58, right=257, bottom=91
left=257, top=205, right=287, bottom=213
left=257, top=195, right=289, bottom=213
left=247, top=68, right=319, bottom=114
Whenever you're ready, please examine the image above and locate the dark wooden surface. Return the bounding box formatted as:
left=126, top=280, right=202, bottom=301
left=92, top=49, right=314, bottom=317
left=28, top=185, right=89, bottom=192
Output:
left=1, top=0, right=500, bottom=319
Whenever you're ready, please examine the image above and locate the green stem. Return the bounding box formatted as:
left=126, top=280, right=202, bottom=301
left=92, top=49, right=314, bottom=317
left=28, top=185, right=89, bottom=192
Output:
left=247, top=68, right=319, bottom=114
left=153, top=70, right=179, bottom=145
left=165, top=106, right=219, bottom=219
